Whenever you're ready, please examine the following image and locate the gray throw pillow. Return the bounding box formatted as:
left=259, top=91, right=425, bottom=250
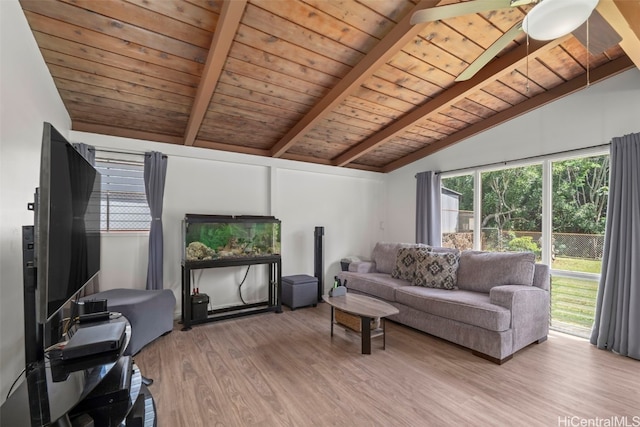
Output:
left=413, top=252, right=460, bottom=290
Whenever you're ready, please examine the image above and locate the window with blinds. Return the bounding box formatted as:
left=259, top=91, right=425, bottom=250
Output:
left=95, top=158, right=151, bottom=231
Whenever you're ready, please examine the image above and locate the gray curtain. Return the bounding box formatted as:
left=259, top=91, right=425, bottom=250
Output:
left=590, top=132, right=640, bottom=360
left=144, top=152, right=168, bottom=290
left=72, top=142, right=95, bottom=165
left=72, top=142, right=99, bottom=295
left=416, top=171, right=442, bottom=246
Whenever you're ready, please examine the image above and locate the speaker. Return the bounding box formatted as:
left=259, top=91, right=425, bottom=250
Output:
left=314, top=226, right=324, bottom=302
left=22, top=225, right=43, bottom=369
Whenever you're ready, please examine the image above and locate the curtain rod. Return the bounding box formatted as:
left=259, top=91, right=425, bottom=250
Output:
left=95, top=147, right=143, bottom=156
left=94, top=148, right=167, bottom=159
left=430, top=142, right=610, bottom=176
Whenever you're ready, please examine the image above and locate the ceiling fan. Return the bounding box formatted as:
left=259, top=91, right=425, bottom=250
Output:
left=410, top=0, right=622, bottom=81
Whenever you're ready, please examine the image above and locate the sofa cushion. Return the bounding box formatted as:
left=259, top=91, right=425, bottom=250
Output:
left=457, top=251, right=536, bottom=293
left=372, top=242, right=423, bottom=274
left=413, top=252, right=460, bottom=290
left=391, top=246, right=432, bottom=281
left=431, top=247, right=461, bottom=255
left=395, top=286, right=511, bottom=332
left=338, top=272, right=408, bottom=302
left=348, top=261, right=376, bottom=273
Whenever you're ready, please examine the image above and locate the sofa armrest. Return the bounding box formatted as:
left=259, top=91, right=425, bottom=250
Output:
left=490, top=285, right=549, bottom=329
left=348, top=261, right=376, bottom=273
left=533, top=263, right=550, bottom=291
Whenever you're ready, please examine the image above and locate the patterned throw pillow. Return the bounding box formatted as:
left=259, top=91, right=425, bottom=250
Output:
left=413, top=252, right=460, bottom=290
left=391, top=246, right=432, bottom=281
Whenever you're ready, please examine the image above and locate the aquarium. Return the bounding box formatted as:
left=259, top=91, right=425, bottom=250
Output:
left=183, top=215, right=281, bottom=263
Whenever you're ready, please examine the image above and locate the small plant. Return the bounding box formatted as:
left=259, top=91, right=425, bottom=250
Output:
left=507, top=236, right=541, bottom=258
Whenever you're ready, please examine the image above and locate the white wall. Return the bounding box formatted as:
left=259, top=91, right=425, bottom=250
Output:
left=386, top=68, right=640, bottom=243
left=276, top=168, right=385, bottom=279
left=71, top=131, right=386, bottom=313
left=0, top=0, right=72, bottom=404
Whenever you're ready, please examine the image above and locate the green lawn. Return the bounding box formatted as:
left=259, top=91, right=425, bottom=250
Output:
left=551, top=275, right=599, bottom=335
left=552, top=256, right=602, bottom=274
left=550, top=257, right=600, bottom=335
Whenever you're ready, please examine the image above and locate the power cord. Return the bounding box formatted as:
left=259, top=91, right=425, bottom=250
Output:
left=6, top=368, right=26, bottom=400
left=8, top=313, right=80, bottom=400
left=238, top=265, right=251, bottom=304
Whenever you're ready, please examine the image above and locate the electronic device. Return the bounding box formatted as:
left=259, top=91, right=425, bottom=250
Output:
left=62, top=322, right=125, bottom=361
left=23, top=122, right=102, bottom=370
left=191, top=293, right=210, bottom=321
left=314, top=226, right=324, bottom=302
left=35, top=122, right=101, bottom=324
left=72, top=356, right=133, bottom=412
left=78, top=311, right=111, bottom=324
left=72, top=299, right=110, bottom=323
left=74, top=299, right=108, bottom=316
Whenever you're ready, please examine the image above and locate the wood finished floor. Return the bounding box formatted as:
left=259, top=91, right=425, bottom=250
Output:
left=134, top=303, right=639, bottom=427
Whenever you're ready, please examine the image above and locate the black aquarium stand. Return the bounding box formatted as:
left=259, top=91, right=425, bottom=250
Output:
left=181, top=255, right=282, bottom=330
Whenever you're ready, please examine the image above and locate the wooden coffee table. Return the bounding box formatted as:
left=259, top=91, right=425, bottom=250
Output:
left=322, top=293, right=399, bottom=354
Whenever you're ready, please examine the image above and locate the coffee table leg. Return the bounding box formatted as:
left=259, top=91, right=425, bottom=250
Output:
left=382, top=318, right=386, bottom=350
left=361, top=316, right=372, bottom=354
left=330, top=306, right=334, bottom=337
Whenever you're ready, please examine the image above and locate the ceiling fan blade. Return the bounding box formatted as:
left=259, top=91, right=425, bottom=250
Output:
left=571, top=10, right=622, bottom=55
left=410, top=0, right=517, bottom=25
left=455, top=21, right=523, bottom=81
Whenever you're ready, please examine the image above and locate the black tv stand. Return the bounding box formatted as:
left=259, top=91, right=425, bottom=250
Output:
left=0, top=317, right=157, bottom=427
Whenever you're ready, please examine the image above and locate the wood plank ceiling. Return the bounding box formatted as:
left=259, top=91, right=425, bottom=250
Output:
left=19, top=0, right=640, bottom=172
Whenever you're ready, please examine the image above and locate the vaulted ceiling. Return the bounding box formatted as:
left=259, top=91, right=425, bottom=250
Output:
left=19, top=0, right=640, bottom=172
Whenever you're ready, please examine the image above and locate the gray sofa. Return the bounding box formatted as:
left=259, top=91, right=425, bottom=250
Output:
left=337, top=243, right=550, bottom=364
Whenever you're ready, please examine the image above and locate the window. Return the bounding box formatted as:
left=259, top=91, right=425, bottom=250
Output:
left=441, top=174, right=474, bottom=250
left=480, top=165, right=542, bottom=254
left=438, top=150, right=608, bottom=338
left=95, top=158, right=151, bottom=231
left=550, top=155, right=608, bottom=336
left=441, top=165, right=544, bottom=254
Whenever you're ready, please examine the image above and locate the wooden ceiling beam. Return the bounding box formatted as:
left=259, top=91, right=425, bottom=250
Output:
left=598, top=0, right=640, bottom=70
left=333, top=35, right=567, bottom=167
left=194, top=139, right=270, bottom=157
left=278, top=153, right=383, bottom=172
left=183, top=0, right=247, bottom=146
left=268, top=0, right=442, bottom=158
left=382, top=56, right=634, bottom=173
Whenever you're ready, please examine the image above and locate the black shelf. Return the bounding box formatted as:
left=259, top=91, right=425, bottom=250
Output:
left=183, top=254, right=281, bottom=270
left=0, top=316, right=156, bottom=427
left=181, top=255, right=282, bottom=330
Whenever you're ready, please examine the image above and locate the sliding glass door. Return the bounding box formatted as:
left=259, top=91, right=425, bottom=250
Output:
left=439, top=152, right=609, bottom=338
left=550, top=155, right=608, bottom=337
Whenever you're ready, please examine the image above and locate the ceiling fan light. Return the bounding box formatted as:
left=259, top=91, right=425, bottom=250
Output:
left=522, top=0, right=599, bottom=41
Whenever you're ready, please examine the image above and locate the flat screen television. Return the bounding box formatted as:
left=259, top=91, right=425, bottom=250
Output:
left=35, top=122, right=101, bottom=324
